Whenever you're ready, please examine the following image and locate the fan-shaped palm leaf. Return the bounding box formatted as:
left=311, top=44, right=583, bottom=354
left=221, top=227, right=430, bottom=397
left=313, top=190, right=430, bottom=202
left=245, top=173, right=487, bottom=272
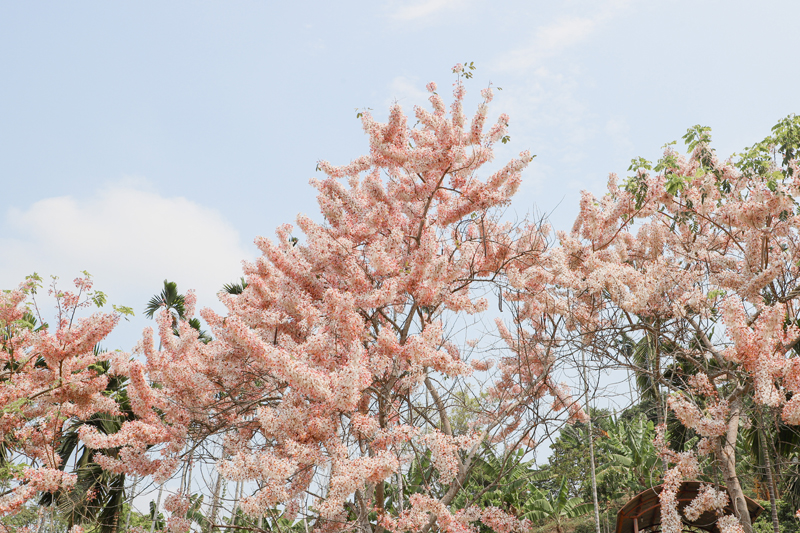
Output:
left=221, top=278, right=248, bottom=295
left=144, top=280, right=186, bottom=323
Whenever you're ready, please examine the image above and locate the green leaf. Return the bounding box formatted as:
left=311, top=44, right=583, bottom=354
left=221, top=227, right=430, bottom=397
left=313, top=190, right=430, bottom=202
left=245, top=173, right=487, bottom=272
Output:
left=91, top=290, right=107, bottom=308
left=144, top=280, right=186, bottom=320
left=222, top=278, right=249, bottom=295
left=683, top=124, right=713, bottom=153
left=627, top=156, right=652, bottom=172
left=113, top=305, right=135, bottom=319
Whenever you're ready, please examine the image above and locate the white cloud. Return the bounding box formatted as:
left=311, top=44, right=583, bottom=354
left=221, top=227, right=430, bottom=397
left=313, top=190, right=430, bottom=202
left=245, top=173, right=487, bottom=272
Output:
left=497, top=16, right=597, bottom=72
left=488, top=0, right=640, bottom=226
left=0, top=183, right=253, bottom=347
left=485, top=65, right=604, bottom=232
left=389, top=0, right=469, bottom=21
left=496, top=0, right=635, bottom=72
left=386, top=75, right=431, bottom=109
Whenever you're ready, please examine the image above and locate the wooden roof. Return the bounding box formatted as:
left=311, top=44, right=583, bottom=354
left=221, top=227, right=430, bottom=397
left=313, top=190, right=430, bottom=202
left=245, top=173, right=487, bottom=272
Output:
left=615, top=482, right=763, bottom=533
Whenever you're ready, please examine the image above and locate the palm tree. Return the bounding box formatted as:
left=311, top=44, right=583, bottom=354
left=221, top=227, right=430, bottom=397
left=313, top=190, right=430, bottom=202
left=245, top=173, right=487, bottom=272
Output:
left=144, top=280, right=213, bottom=531
left=741, top=405, right=795, bottom=533
left=146, top=280, right=211, bottom=344
left=144, top=280, right=186, bottom=325
left=187, top=318, right=212, bottom=344
left=144, top=280, right=187, bottom=532
left=41, top=357, right=133, bottom=533
left=619, top=331, right=666, bottom=425
left=221, top=278, right=248, bottom=295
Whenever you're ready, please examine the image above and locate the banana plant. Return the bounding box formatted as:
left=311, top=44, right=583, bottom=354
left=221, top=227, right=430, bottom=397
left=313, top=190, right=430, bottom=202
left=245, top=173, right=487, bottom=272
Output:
left=450, top=446, right=550, bottom=516
left=596, top=415, right=660, bottom=496
left=522, top=477, right=593, bottom=533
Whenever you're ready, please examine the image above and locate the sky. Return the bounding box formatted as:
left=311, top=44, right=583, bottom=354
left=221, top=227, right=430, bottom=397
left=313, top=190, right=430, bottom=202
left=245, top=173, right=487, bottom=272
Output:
left=1, top=0, right=798, bottom=351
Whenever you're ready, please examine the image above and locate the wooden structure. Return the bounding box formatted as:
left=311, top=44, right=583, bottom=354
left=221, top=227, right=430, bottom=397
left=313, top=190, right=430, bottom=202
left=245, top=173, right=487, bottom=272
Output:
left=615, top=482, right=763, bottom=533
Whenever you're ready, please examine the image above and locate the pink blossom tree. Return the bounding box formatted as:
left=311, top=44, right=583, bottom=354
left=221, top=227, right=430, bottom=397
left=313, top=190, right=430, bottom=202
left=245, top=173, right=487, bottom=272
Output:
left=548, top=119, right=800, bottom=533
left=128, top=66, right=589, bottom=533
left=0, top=274, right=127, bottom=518
left=0, top=273, right=187, bottom=533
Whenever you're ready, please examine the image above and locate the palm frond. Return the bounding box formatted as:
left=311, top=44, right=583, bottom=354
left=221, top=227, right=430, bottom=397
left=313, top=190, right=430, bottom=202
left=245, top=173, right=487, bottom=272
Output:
left=222, top=278, right=248, bottom=295
left=144, top=280, right=186, bottom=320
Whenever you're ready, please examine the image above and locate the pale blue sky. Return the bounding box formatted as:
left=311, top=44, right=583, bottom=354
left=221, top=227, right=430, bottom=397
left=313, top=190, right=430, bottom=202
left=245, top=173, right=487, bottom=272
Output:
left=1, top=0, right=797, bottom=349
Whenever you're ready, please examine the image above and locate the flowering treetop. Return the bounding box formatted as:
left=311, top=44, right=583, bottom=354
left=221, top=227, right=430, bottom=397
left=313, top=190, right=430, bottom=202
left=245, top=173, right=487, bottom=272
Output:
left=0, top=275, right=126, bottom=516
left=550, top=120, right=800, bottom=533
left=111, top=68, right=588, bottom=533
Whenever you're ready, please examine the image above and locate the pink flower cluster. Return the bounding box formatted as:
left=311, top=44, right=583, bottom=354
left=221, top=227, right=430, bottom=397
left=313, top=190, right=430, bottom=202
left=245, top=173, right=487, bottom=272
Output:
left=112, top=74, right=555, bottom=532
left=682, top=484, right=728, bottom=521
left=667, top=394, right=728, bottom=437
left=419, top=431, right=482, bottom=484
left=549, top=124, right=800, bottom=531
left=0, top=275, right=160, bottom=514
left=717, top=515, right=746, bottom=533
left=381, top=495, right=529, bottom=533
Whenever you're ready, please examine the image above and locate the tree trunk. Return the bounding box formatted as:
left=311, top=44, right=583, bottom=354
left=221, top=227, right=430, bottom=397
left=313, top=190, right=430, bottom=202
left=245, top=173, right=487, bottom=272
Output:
left=587, top=416, right=601, bottom=533
left=150, top=484, right=163, bottom=533
left=582, top=349, right=601, bottom=533
left=231, top=481, right=241, bottom=527
left=207, top=473, right=223, bottom=533
left=648, top=327, right=669, bottom=473
left=36, top=506, right=46, bottom=533
left=758, top=422, right=780, bottom=533
left=354, top=488, right=374, bottom=533
left=126, top=475, right=139, bottom=532
left=375, top=481, right=385, bottom=533
left=113, top=505, right=121, bottom=533
left=396, top=469, right=404, bottom=512
left=715, top=398, right=753, bottom=533
left=374, top=394, right=387, bottom=533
